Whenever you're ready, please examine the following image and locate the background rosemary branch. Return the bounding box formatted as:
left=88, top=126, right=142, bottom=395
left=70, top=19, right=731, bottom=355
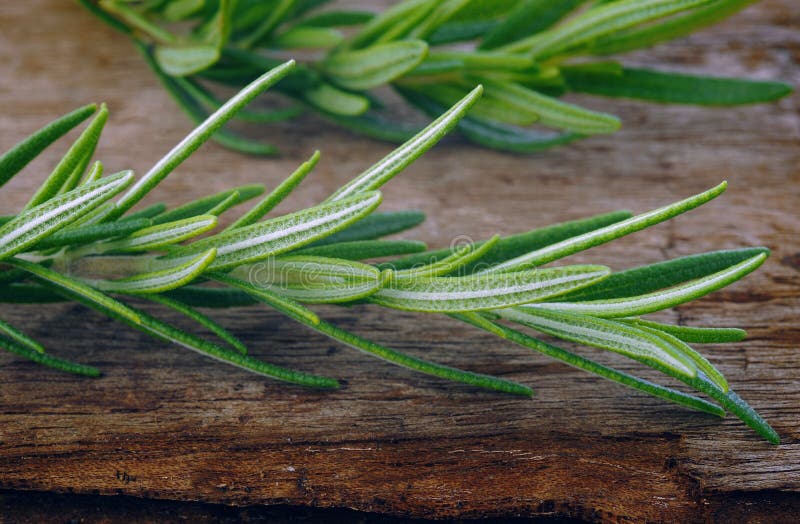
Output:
left=78, top=0, right=792, bottom=155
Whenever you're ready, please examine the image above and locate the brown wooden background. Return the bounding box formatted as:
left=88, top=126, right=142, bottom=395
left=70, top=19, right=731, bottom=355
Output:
left=1, top=1, right=798, bottom=522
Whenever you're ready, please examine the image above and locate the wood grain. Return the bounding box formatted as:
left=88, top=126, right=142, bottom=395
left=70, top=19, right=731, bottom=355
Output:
left=1, top=1, right=798, bottom=522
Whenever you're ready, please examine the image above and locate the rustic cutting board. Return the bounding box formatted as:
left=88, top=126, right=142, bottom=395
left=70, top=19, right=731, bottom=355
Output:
left=1, top=1, right=798, bottom=522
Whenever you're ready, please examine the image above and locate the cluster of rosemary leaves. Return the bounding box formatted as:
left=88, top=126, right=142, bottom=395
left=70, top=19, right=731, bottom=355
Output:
left=0, top=63, right=777, bottom=443
left=79, top=0, right=792, bottom=154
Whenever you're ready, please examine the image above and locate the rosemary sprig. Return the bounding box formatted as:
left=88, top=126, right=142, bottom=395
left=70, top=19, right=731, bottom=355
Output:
left=0, top=63, right=778, bottom=443
left=78, top=0, right=792, bottom=154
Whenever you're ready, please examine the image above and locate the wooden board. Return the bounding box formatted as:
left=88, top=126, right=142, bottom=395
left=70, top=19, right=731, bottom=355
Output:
left=1, top=1, right=798, bottom=522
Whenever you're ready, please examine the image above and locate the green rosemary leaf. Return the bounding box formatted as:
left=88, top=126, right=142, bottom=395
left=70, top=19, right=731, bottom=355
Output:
left=93, top=248, right=216, bottom=294
left=563, top=67, right=792, bottom=106
left=122, top=203, right=168, bottom=222
left=508, top=0, right=715, bottom=58
left=326, top=86, right=482, bottom=202
left=636, top=324, right=728, bottom=392
left=399, top=89, right=580, bottom=153
left=318, top=111, right=419, bottom=143
left=78, top=160, right=104, bottom=187
left=0, top=104, right=96, bottom=189
left=152, top=184, right=264, bottom=225
left=8, top=258, right=142, bottom=325
left=99, top=0, right=177, bottom=43
left=483, top=183, right=728, bottom=273
left=347, top=0, right=435, bottom=49
left=294, top=240, right=427, bottom=260
left=323, top=40, right=429, bottom=91
left=226, top=151, right=320, bottom=231
left=144, top=293, right=247, bottom=354
left=240, top=0, right=295, bottom=48
left=559, top=248, right=769, bottom=302
left=411, top=83, right=539, bottom=127
left=162, top=0, right=204, bottom=21
left=297, top=10, right=373, bottom=27
left=166, top=285, right=257, bottom=308
left=383, top=210, right=632, bottom=272
left=110, top=60, right=296, bottom=219
left=274, top=26, right=343, bottom=49
left=623, top=319, right=747, bottom=344
left=32, top=218, right=152, bottom=251
left=253, top=255, right=382, bottom=282
left=371, top=265, right=610, bottom=313
left=0, top=336, right=100, bottom=377
left=408, top=0, right=471, bottom=40
left=175, top=191, right=382, bottom=271
left=314, top=319, right=533, bottom=396
left=479, top=78, right=621, bottom=134
left=497, top=307, right=698, bottom=380
left=57, top=142, right=98, bottom=195
left=24, top=104, right=109, bottom=210
left=206, top=191, right=241, bottom=216
left=175, top=76, right=303, bottom=124
left=454, top=312, right=725, bottom=417
left=155, top=44, right=220, bottom=76
left=269, top=277, right=386, bottom=304
left=98, top=214, right=218, bottom=253
left=0, top=318, right=45, bottom=354
left=303, top=83, right=370, bottom=116
left=310, top=210, right=426, bottom=246
left=132, top=307, right=339, bottom=388
left=209, top=272, right=320, bottom=325
left=531, top=252, right=767, bottom=318
left=479, top=0, right=584, bottom=50
left=711, top=389, right=779, bottom=444
left=219, top=273, right=532, bottom=395
left=393, top=235, right=500, bottom=279
left=588, top=0, right=758, bottom=55
left=0, top=171, right=134, bottom=261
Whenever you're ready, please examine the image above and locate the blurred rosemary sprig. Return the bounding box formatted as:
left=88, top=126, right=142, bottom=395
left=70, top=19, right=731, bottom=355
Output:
left=78, top=0, right=792, bottom=154
left=0, top=62, right=777, bottom=443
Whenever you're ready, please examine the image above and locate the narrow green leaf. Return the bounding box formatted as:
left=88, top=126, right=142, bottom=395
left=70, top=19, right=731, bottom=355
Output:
left=152, top=184, right=264, bottom=225
left=275, top=26, right=343, bottom=48
left=498, top=307, right=699, bottom=379
left=303, top=83, right=370, bottom=116
left=122, top=203, right=168, bottom=221
left=93, top=248, right=216, bottom=294
left=0, top=171, right=134, bottom=261
left=0, top=318, right=45, bottom=354
left=297, top=10, right=373, bottom=27
left=531, top=252, right=768, bottom=318
left=623, top=319, right=746, bottom=344
left=155, top=44, right=220, bottom=76
left=480, top=79, right=620, bottom=134
left=209, top=272, right=320, bottom=325
left=310, top=210, right=426, bottom=246
left=24, top=104, right=109, bottom=209
left=174, top=191, right=382, bottom=271
left=8, top=258, right=142, bottom=325
left=483, top=183, right=728, bottom=273
left=563, top=67, right=792, bottom=106
left=145, top=293, right=248, bottom=354
left=326, top=86, right=482, bottom=202
left=636, top=324, right=728, bottom=392
left=348, top=0, right=435, bottom=49
left=166, top=285, right=258, bottom=308
left=371, top=265, right=610, bottom=313
left=110, top=60, right=296, bottom=219
left=32, top=218, right=152, bottom=251
left=407, top=0, right=471, bottom=39
left=0, top=104, right=96, bottom=189
left=0, top=337, right=100, bottom=377
left=480, top=0, right=584, bottom=49
left=295, top=240, right=427, bottom=260
left=324, top=40, right=429, bottom=91
left=227, top=151, right=320, bottom=231
left=97, top=214, right=218, bottom=253
left=506, top=0, right=715, bottom=58
left=206, top=191, right=241, bottom=216
left=393, top=235, right=500, bottom=279
left=78, top=160, right=104, bottom=187
left=219, top=273, right=532, bottom=395
left=559, top=248, right=769, bottom=302
left=382, top=210, right=632, bottom=272
left=454, top=312, right=725, bottom=417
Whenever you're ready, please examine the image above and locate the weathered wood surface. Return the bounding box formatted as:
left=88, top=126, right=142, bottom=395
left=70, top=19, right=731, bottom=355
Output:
left=1, top=1, right=798, bottom=522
